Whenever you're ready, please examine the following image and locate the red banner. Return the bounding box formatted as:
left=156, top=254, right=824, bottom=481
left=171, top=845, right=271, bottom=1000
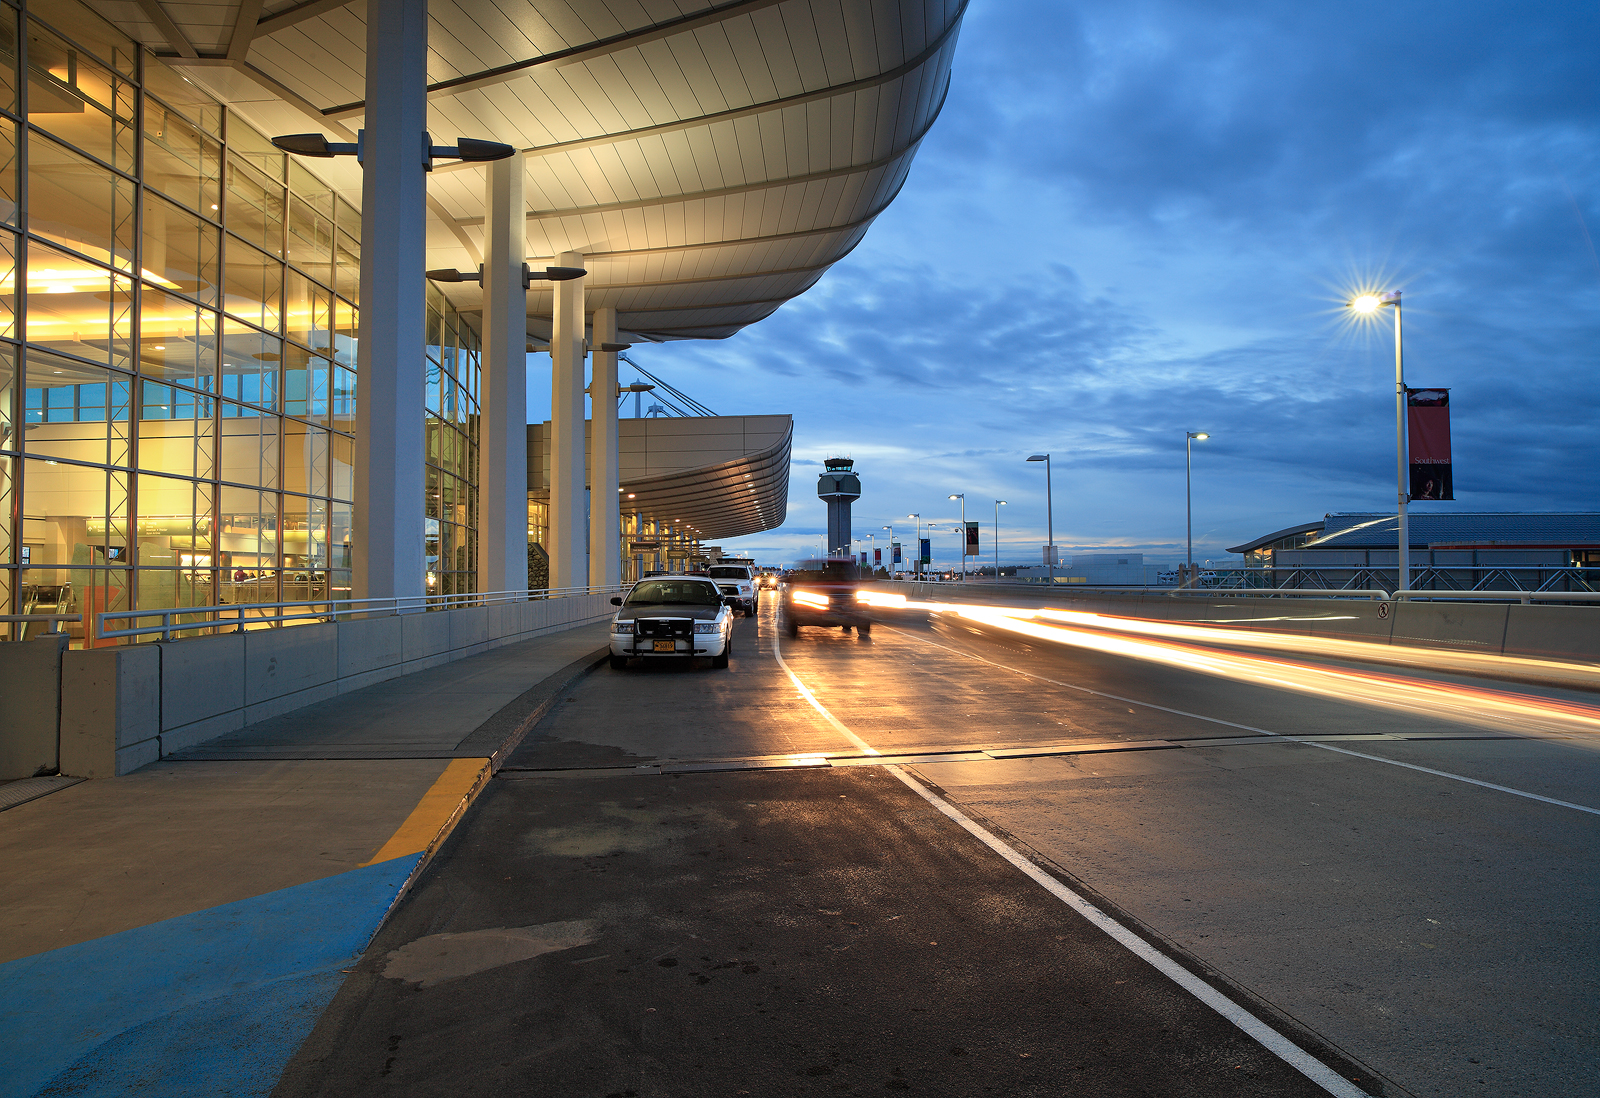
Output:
left=965, top=521, right=980, bottom=556
left=1407, top=388, right=1453, bottom=500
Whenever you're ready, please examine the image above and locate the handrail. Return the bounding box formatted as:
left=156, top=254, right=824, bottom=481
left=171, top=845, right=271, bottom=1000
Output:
left=97, top=585, right=628, bottom=642
left=1395, top=590, right=1600, bottom=605
left=1, top=613, right=82, bottom=636
left=903, top=581, right=1393, bottom=601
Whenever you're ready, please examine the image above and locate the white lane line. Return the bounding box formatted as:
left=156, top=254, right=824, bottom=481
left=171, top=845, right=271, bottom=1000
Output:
left=774, top=632, right=1373, bottom=1098
left=892, top=625, right=1600, bottom=818
left=770, top=630, right=880, bottom=756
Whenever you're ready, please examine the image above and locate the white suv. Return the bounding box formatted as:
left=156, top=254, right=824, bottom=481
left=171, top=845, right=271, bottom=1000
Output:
left=707, top=565, right=758, bottom=616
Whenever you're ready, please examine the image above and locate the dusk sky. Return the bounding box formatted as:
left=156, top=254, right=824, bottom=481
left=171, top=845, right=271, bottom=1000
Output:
left=537, top=1, right=1600, bottom=569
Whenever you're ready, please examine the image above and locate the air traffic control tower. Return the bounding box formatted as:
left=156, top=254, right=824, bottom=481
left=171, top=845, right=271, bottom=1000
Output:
left=817, top=457, right=861, bottom=557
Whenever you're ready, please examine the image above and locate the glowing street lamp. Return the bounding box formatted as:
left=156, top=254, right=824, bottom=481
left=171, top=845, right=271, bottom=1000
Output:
left=948, top=493, right=966, bottom=582
left=1186, top=431, right=1209, bottom=583
left=1349, top=289, right=1408, bottom=590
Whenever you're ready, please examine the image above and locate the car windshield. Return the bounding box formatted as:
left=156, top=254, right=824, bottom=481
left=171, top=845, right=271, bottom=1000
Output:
left=787, top=560, right=860, bottom=584
left=625, top=579, right=721, bottom=606
left=708, top=567, right=749, bottom=579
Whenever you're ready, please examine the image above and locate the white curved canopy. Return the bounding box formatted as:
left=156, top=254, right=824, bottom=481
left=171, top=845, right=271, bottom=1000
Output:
left=98, top=0, right=966, bottom=342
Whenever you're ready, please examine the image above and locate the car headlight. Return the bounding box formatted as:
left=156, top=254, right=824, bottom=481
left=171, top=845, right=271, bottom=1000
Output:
left=693, top=620, right=721, bottom=634
left=612, top=620, right=634, bottom=634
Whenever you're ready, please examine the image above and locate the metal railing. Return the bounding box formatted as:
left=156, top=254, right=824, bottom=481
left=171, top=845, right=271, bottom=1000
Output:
left=1217, top=565, right=1600, bottom=596
left=899, top=581, right=1393, bottom=601
left=97, top=584, right=627, bottom=642
left=1, top=613, right=82, bottom=639
left=1394, top=589, right=1600, bottom=605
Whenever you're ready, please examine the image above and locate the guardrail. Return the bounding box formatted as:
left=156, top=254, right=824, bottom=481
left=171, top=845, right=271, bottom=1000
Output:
left=97, top=585, right=627, bottom=642
left=1, top=613, right=82, bottom=637
left=1394, top=590, right=1600, bottom=605
left=900, top=580, right=1394, bottom=601
left=1208, top=565, right=1600, bottom=595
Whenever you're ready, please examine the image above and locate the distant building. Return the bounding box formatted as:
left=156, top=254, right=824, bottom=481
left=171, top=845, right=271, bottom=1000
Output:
left=1012, top=553, right=1163, bottom=585
left=1228, top=512, right=1600, bottom=589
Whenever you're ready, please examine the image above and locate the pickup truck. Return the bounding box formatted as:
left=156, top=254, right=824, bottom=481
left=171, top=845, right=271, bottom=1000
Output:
left=707, top=564, right=759, bottom=616
left=779, top=558, right=870, bottom=636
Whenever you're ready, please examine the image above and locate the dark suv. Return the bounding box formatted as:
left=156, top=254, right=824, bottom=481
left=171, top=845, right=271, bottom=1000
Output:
left=779, top=558, right=870, bottom=636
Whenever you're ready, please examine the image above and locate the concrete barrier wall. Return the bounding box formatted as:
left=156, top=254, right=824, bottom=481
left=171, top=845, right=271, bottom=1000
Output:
left=889, top=582, right=1593, bottom=664
left=38, top=593, right=616, bottom=777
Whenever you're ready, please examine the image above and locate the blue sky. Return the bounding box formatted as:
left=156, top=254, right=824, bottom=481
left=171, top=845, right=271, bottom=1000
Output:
left=549, top=1, right=1600, bottom=569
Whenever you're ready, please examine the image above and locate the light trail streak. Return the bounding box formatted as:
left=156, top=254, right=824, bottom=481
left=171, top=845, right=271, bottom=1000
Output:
left=857, top=592, right=1600, bottom=738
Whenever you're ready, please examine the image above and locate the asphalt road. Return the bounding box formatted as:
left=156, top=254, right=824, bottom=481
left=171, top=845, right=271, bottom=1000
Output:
left=278, top=600, right=1600, bottom=1098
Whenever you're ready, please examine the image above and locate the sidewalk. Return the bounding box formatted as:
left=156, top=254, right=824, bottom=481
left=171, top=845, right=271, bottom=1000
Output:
left=0, top=621, right=611, bottom=1098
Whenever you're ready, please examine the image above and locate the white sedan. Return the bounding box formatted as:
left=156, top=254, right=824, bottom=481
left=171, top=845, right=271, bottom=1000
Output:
left=609, top=577, right=734, bottom=669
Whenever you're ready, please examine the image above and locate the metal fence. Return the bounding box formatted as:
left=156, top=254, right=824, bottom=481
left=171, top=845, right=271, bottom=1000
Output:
left=1212, top=566, right=1600, bottom=597
left=96, top=585, right=628, bottom=643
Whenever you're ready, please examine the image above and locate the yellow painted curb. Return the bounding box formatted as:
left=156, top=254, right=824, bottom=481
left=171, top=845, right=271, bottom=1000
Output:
left=361, top=757, right=490, bottom=867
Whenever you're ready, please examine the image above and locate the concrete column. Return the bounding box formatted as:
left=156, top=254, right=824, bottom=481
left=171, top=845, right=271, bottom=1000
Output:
left=548, top=250, right=586, bottom=590
left=353, top=0, right=428, bottom=602
left=478, top=157, right=527, bottom=594
left=588, top=307, right=621, bottom=587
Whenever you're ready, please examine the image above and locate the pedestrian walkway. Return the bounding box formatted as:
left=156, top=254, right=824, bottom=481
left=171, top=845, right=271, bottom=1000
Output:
left=0, top=621, right=611, bottom=1098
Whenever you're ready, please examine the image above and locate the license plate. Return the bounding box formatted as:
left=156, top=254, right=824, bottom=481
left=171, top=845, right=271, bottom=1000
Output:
left=653, top=640, right=676, bottom=652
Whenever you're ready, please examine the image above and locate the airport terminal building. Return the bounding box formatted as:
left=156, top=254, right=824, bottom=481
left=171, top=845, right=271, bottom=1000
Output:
left=0, top=0, right=963, bottom=647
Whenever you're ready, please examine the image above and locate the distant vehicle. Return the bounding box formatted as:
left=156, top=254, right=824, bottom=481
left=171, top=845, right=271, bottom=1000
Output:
left=707, top=564, right=759, bottom=616
left=757, top=571, right=780, bottom=590
left=1157, top=570, right=1180, bottom=585
left=780, top=558, right=870, bottom=637
left=608, top=576, right=734, bottom=670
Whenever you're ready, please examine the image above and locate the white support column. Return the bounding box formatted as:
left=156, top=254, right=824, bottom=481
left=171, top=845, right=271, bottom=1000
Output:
left=548, top=250, right=586, bottom=591
left=354, top=0, right=427, bottom=602
left=478, top=157, right=527, bottom=594
left=589, top=307, right=621, bottom=587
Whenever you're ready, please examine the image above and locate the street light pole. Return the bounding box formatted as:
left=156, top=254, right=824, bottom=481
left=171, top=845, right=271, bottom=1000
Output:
left=1351, top=291, right=1408, bottom=592
left=1185, top=431, right=1209, bottom=584
left=994, top=500, right=1007, bottom=581
left=948, top=493, right=966, bottom=582
left=1027, top=455, right=1053, bottom=585
left=883, top=524, right=894, bottom=576
left=908, top=514, right=921, bottom=577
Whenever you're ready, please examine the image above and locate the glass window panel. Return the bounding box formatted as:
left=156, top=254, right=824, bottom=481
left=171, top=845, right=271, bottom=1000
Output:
left=219, top=485, right=276, bottom=578
left=333, top=231, right=359, bottom=307
left=142, top=192, right=221, bottom=307
left=0, top=8, right=17, bottom=118
left=283, top=269, right=332, bottom=351
left=330, top=365, right=355, bottom=435
left=22, top=456, right=131, bottom=646
left=285, top=206, right=332, bottom=287
left=25, top=241, right=132, bottom=369
left=282, top=419, right=328, bottom=498
left=30, top=132, right=135, bottom=270
left=27, top=20, right=135, bottom=172
left=0, top=120, right=16, bottom=228
left=0, top=229, right=12, bottom=338
left=225, top=112, right=284, bottom=182
left=329, top=498, right=351, bottom=593
left=138, top=381, right=214, bottom=480
left=331, top=298, right=357, bottom=367
left=425, top=363, right=441, bottom=415
left=143, top=62, right=223, bottom=137
left=30, top=0, right=136, bottom=77
left=223, top=156, right=284, bottom=256
left=0, top=343, right=13, bottom=455
left=219, top=319, right=279, bottom=411
left=0, top=454, right=12, bottom=571
left=143, top=105, right=222, bottom=220
left=20, top=351, right=132, bottom=469
left=221, top=237, right=282, bottom=332
left=139, top=287, right=218, bottom=390
left=218, top=402, right=279, bottom=489
left=330, top=431, right=352, bottom=502
left=282, top=345, right=329, bottom=422
left=135, top=473, right=214, bottom=573
left=281, top=495, right=329, bottom=596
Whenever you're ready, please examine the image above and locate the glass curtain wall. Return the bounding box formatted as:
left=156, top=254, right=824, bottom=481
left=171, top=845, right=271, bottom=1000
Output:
left=0, top=1, right=479, bottom=644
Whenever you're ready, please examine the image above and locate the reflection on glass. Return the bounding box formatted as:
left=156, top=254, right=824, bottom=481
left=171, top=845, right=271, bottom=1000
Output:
left=143, top=104, right=222, bottom=218
left=219, top=319, right=279, bottom=411
left=142, top=191, right=220, bottom=305
left=219, top=403, right=279, bottom=490
left=283, top=418, right=329, bottom=498
left=139, top=286, right=218, bottom=389
left=24, top=241, right=133, bottom=369
left=22, top=350, right=133, bottom=469
left=27, top=19, right=135, bottom=172
left=221, top=237, right=282, bottom=332
left=29, top=132, right=135, bottom=270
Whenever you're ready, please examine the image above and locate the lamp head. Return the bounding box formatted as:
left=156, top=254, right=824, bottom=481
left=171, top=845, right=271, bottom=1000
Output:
left=1027, top=454, right=1048, bottom=462
left=997, top=500, right=1007, bottom=506
left=1189, top=431, right=1209, bottom=440
left=948, top=493, right=961, bottom=500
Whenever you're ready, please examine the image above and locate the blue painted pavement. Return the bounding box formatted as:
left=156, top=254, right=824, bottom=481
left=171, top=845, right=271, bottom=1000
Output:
left=0, top=855, right=420, bottom=1098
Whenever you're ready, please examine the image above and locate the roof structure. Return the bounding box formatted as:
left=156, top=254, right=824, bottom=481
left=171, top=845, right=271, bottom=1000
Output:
left=530, top=414, right=792, bottom=539
left=1310, top=513, right=1600, bottom=549
left=95, top=0, right=966, bottom=342
left=1225, top=520, right=1326, bottom=556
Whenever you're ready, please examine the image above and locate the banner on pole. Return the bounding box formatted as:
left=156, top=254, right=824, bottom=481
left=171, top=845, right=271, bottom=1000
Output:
left=874, top=548, right=882, bottom=564
left=965, top=522, right=979, bottom=556
left=1406, top=388, right=1453, bottom=500
left=891, top=542, right=901, bottom=564
left=919, top=538, right=931, bottom=564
